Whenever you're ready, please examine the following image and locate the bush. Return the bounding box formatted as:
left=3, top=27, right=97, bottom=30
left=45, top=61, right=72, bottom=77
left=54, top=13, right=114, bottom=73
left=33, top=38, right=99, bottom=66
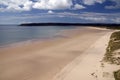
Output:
left=114, top=70, right=120, bottom=80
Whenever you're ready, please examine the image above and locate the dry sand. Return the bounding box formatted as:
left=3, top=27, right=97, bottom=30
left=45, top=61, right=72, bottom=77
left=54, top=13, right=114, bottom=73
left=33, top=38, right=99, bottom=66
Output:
left=0, top=27, right=113, bottom=80
left=53, top=31, right=114, bottom=80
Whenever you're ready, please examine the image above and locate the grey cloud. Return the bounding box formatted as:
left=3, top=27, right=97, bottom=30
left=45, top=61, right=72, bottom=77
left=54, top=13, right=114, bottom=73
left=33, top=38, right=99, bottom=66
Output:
left=105, top=0, right=120, bottom=9
left=1, top=12, right=119, bottom=23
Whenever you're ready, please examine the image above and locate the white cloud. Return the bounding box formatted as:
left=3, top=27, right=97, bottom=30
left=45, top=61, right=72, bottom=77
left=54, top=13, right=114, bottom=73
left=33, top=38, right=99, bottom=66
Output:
left=80, top=16, right=106, bottom=22
left=0, top=0, right=73, bottom=11
left=112, top=18, right=120, bottom=23
left=33, top=0, right=73, bottom=10
left=0, top=0, right=120, bottom=12
left=48, top=10, right=54, bottom=14
left=0, top=8, right=5, bottom=12
left=82, top=0, right=105, bottom=5
left=52, top=12, right=120, bottom=23
left=0, top=0, right=33, bottom=11
left=74, top=4, right=85, bottom=9
left=0, top=12, right=120, bottom=24
left=105, top=0, right=120, bottom=9
left=23, top=1, right=33, bottom=11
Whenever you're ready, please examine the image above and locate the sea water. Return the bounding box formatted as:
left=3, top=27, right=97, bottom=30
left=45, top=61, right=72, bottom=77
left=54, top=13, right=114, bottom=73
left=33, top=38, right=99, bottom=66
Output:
left=0, top=25, right=76, bottom=46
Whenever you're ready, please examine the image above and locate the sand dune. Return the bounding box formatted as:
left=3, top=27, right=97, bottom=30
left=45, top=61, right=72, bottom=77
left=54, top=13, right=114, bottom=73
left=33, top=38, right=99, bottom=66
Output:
left=0, top=27, right=112, bottom=80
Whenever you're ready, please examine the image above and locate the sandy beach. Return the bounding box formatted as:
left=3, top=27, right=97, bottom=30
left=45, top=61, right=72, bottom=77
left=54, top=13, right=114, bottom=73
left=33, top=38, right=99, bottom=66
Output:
left=0, top=27, right=113, bottom=80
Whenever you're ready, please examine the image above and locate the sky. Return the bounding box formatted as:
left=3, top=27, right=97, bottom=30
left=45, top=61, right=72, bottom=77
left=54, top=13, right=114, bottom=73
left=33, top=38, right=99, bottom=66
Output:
left=0, top=0, right=120, bottom=24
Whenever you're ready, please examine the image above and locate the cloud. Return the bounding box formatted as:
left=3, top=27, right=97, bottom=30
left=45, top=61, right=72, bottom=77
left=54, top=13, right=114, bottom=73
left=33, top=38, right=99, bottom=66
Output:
left=21, top=12, right=120, bottom=23
left=0, top=0, right=120, bottom=12
left=73, top=4, right=85, bottom=9
left=0, top=0, right=73, bottom=11
left=82, top=0, right=105, bottom=5
left=105, top=0, right=120, bottom=9
left=48, top=10, right=54, bottom=14
left=33, top=0, right=73, bottom=10
left=0, top=0, right=33, bottom=11
left=0, top=12, right=120, bottom=24
left=79, top=16, right=106, bottom=22
left=53, top=12, right=120, bottom=23
left=111, top=18, right=120, bottom=23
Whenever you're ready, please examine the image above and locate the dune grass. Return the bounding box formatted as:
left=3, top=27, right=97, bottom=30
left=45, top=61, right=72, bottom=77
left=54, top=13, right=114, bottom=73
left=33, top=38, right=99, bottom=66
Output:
left=104, top=31, right=120, bottom=80
left=114, top=70, right=120, bottom=80
left=104, top=31, right=120, bottom=64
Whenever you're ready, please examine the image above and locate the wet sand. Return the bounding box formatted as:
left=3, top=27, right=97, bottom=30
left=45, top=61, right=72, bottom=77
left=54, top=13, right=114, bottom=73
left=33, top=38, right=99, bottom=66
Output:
left=0, top=27, right=112, bottom=80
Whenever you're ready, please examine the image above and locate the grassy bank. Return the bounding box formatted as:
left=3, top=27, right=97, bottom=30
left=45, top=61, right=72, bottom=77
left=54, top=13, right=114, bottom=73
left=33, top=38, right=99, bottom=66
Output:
left=104, top=31, right=120, bottom=80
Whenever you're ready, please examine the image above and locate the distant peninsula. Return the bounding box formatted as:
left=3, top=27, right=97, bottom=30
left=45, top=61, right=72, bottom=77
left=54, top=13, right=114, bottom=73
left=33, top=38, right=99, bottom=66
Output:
left=19, top=23, right=120, bottom=29
left=20, top=23, right=120, bottom=26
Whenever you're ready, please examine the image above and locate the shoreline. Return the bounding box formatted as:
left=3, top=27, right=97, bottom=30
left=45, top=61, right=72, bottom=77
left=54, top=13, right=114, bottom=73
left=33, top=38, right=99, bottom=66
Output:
left=0, top=26, right=94, bottom=50
left=0, top=26, right=108, bottom=49
left=0, top=26, right=80, bottom=49
left=0, top=26, right=113, bottom=80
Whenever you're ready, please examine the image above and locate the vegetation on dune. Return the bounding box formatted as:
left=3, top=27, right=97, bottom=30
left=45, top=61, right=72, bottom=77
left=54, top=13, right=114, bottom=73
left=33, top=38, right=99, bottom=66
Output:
left=106, top=26, right=120, bottom=29
left=104, top=31, right=120, bottom=64
left=114, top=70, right=120, bottom=80
left=104, top=31, right=120, bottom=80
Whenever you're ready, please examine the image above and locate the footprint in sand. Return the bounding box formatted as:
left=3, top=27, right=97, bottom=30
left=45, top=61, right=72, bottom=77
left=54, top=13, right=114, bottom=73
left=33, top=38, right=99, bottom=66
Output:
left=91, top=72, right=98, bottom=79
